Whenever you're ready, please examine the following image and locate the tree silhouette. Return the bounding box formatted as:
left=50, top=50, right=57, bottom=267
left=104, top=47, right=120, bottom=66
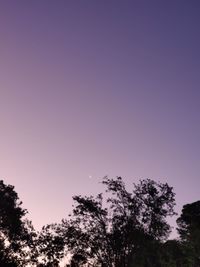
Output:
left=3, top=176, right=196, bottom=266
left=0, top=180, right=35, bottom=266
left=35, top=224, right=65, bottom=266
left=58, top=177, right=176, bottom=267
left=177, top=201, right=200, bottom=267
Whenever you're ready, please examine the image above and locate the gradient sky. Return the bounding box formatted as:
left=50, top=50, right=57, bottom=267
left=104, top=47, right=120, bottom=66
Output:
left=0, top=1, right=200, bottom=235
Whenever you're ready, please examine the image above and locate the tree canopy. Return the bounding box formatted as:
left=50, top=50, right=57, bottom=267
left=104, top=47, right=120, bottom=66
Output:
left=177, top=201, right=200, bottom=267
left=0, top=176, right=200, bottom=267
left=58, top=177, right=176, bottom=267
left=0, top=180, right=35, bottom=266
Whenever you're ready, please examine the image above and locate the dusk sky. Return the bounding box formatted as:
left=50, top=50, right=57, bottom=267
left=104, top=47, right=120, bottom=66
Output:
left=0, top=1, right=200, bottom=234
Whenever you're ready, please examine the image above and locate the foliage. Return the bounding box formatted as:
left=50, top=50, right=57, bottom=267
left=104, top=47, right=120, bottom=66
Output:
left=0, top=180, right=36, bottom=266
left=58, top=177, right=176, bottom=267
left=2, top=176, right=200, bottom=267
left=177, top=201, right=200, bottom=267
left=35, top=224, right=65, bottom=267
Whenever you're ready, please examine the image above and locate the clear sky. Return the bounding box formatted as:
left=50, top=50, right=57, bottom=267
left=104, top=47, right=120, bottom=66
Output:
left=0, top=1, right=200, bottom=234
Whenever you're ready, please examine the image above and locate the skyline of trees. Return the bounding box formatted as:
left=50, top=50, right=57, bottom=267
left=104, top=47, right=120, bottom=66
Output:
left=0, top=177, right=199, bottom=267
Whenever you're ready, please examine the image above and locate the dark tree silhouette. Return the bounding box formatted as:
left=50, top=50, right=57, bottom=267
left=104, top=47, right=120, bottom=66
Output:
left=58, top=177, right=176, bottom=267
left=151, top=239, right=194, bottom=267
left=177, top=201, right=200, bottom=267
left=2, top=177, right=190, bottom=266
left=0, top=180, right=35, bottom=266
left=36, top=224, right=65, bottom=267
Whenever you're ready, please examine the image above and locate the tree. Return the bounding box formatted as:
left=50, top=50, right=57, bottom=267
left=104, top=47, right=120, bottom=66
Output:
left=159, top=239, right=195, bottom=267
left=0, top=180, right=35, bottom=266
left=177, top=201, right=200, bottom=267
left=35, top=224, right=65, bottom=267
left=58, top=177, right=176, bottom=267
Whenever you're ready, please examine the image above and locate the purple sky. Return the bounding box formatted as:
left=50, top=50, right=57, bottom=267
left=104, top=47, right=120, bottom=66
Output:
left=0, top=1, right=200, bottom=234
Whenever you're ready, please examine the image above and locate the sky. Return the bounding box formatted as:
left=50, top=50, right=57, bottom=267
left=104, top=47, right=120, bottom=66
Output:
left=0, top=0, right=200, bottom=235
